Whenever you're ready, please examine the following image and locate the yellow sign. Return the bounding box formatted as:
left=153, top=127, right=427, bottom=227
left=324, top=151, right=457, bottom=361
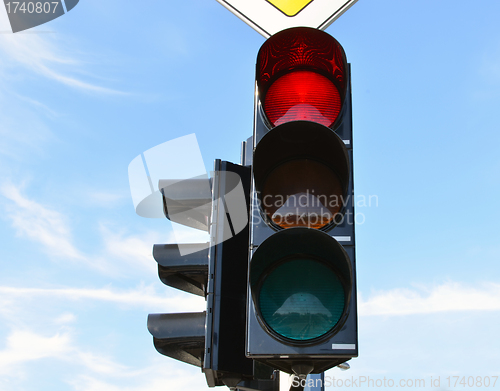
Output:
left=215, top=0, right=358, bottom=37
left=266, top=0, right=314, bottom=17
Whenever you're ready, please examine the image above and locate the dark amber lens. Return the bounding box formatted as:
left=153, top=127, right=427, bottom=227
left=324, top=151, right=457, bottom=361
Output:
left=261, top=159, right=343, bottom=229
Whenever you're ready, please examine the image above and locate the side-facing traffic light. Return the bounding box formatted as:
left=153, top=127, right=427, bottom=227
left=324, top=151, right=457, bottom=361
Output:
left=147, top=160, right=254, bottom=388
left=246, top=27, right=358, bottom=377
left=147, top=174, right=212, bottom=370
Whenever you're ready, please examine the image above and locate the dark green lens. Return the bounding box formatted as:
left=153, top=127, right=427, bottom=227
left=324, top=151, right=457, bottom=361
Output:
left=258, top=258, right=345, bottom=341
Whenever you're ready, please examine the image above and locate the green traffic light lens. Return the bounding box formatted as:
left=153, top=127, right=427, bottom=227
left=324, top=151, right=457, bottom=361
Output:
left=258, top=258, right=345, bottom=341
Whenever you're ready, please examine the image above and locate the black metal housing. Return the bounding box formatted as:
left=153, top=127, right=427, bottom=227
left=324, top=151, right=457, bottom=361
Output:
left=153, top=243, right=209, bottom=297
left=203, top=161, right=255, bottom=387
left=246, top=48, right=358, bottom=375
left=147, top=312, right=205, bottom=367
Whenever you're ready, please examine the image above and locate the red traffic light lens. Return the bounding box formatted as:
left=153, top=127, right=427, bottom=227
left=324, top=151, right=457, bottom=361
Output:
left=257, top=27, right=347, bottom=129
left=264, top=70, right=341, bottom=127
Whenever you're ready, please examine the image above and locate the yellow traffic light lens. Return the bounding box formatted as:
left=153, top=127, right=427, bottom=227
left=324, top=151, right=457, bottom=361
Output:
left=253, top=121, right=350, bottom=231
left=261, top=159, right=343, bottom=229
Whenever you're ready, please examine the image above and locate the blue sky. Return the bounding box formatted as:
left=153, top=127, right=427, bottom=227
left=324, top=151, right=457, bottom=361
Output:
left=1, top=1, right=500, bottom=390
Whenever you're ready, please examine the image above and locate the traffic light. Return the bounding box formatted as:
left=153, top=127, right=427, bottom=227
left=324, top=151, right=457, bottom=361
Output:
left=147, top=160, right=254, bottom=388
left=246, top=27, right=358, bottom=377
left=203, top=160, right=254, bottom=387
left=147, top=172, right=211, bottom=370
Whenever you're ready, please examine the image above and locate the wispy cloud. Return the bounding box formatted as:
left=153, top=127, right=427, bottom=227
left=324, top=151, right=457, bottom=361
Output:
left=0, top=33, right=124, bottom=94
left=85, top=190, right=129, bottom=208
left=98, top=224, right=162, bottom=274
left=0, top=284, right=206, bottom=388
left=11, top=92, right=61, bottom=122
left=0, top=285, right=204, bottom=313
left=54, top=312, right=77, bottom=325
left=0, top=94, right=56, bottom=161
left=0, top=183, right=168, bottom=275
left=0, top=30, right=125, bottom=164
left=359, top=281, right=500, bottom=316
left=0, top=330, right=72, bottom=375
left=1, top=182, right=85, bottom=261
left=68, top=370, right=210, bottom=391
left=77, top=352, right=134, bottom=376
left=0, top=327, right=202, bottom=390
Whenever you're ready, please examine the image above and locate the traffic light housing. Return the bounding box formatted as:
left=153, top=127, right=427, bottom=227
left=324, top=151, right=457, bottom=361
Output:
left=203, top=160, right=254, bottom=387
left=147, top=160, right=254, bottom=388
left=246, top=27, right=358, bottom=377
left=142, top=25, right=358, bottom=389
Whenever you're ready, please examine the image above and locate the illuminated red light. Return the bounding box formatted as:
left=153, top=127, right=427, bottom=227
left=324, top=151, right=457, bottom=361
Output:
left=264, top=70, right=341, bottom=127
left=257, top=27, right=347, bottom=129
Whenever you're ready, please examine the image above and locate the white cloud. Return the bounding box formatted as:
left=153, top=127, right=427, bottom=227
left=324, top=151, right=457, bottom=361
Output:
left=68, top=367, right=210, bottom=391
left=1, top=182, right=85, bottom=261
left=0, top=33, right=124, bottom=94
left=77, top=352, right=132, bottom=376
left=0, top=328, right=179, bottom=388
left=0, top=183, right=171, bottom=275
left=359, top=281, right=500, bottom=316
left=0, top=285, right=205, bottom=313
left=13, top=93, right=59, bottom=118
left=0, top=93, right=57, bottom=161
left=0, top=330, right=71, bottom=375
left=0, top=307, right=208, bottom=390
left=170, top=221, right=210, bottom=244
left=85, top=190, right=129, bottom=207
left=0, top=282, right=205, bottom=387
left=98, top=224, right=162, bottom=274
left=54, top=312, right=77, bottom=325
